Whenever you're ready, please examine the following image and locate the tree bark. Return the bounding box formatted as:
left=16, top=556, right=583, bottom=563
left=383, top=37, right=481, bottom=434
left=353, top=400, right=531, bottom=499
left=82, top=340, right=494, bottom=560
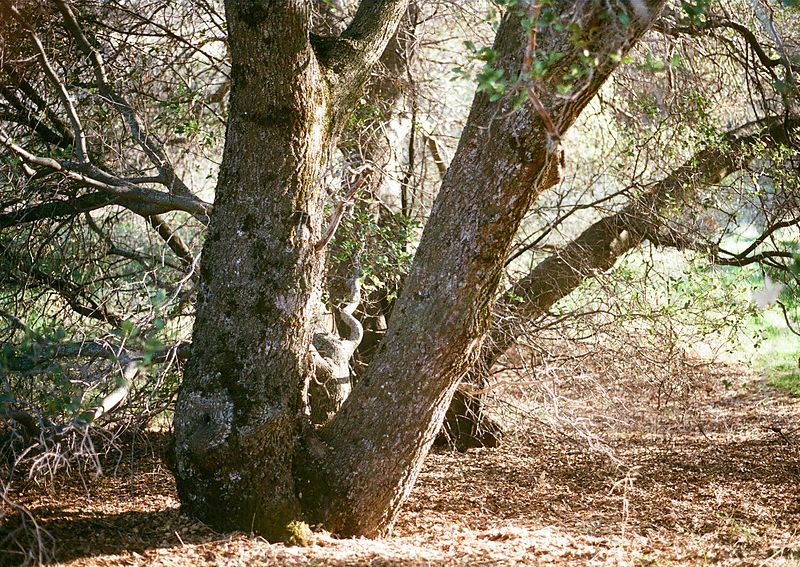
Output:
left=172, top=0, right=408, bottom=540
left=172, top=3, right=329, bottom=539
left=299, top=1, right=667, bottom=537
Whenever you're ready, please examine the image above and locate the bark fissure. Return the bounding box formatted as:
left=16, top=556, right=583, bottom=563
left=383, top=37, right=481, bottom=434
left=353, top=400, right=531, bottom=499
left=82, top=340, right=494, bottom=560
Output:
left=173, top=2, right=329, bottom=539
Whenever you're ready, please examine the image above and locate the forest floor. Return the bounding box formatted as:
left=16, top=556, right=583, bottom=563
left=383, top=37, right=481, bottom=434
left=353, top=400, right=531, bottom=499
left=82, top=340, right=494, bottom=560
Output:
left=2, top=360, right=799, bottom=566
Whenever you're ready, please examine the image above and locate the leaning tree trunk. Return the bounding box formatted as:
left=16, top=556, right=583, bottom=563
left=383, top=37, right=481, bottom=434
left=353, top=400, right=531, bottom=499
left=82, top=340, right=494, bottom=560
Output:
left=441, top=117, right=800, bottom=447
left=172, top=0, right=409, bottom=540
left=298, top=0, right=667, bottom=537
left=477, top=116, right=800, bottom=373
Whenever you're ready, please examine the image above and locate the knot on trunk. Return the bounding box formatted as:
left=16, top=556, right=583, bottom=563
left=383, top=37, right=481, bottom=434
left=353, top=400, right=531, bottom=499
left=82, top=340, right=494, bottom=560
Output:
left=174, top=390, right=234, bottom=466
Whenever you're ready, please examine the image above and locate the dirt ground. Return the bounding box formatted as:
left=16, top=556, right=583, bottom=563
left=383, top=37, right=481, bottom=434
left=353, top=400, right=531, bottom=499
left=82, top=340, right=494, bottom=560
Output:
left=2, top=362, right=799, bottom=566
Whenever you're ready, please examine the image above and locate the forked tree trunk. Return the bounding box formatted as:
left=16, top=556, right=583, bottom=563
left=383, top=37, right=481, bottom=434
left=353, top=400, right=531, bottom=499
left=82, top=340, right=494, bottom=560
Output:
left=173, top=0, right=408, bottom=540
left=174, top=0, right=665, bottom=540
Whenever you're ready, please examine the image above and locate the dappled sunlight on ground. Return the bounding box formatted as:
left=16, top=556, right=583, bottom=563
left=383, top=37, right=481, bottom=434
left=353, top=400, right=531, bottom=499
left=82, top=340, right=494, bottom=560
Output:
left=3, top=362, right=799, bottom=565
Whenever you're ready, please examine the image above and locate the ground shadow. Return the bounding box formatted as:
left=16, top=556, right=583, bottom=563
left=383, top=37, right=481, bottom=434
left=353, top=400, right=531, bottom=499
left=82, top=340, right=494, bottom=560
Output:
left=1, top=506, right=210, bottom=565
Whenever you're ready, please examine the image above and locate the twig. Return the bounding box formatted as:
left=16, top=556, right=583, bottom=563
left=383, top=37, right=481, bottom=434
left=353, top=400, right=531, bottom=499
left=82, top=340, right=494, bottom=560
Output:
left=521, top=2, right=562, bottom=145
left=315, top=165, right=372, bottom=252
left=55, top=0, right=195, bottom=198
left=747, top=0, right=797, bottom=104
left=7, top=5, right=89, bottom=163
left=776, top=300, right=800, bottom=338
left=146, top=214, right=196, bottom=270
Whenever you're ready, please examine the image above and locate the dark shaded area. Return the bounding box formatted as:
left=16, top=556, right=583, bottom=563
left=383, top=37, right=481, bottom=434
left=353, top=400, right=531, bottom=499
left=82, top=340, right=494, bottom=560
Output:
left=434, top=386, right=503, bottom=452
left=0, top=507, right=211, bottom=566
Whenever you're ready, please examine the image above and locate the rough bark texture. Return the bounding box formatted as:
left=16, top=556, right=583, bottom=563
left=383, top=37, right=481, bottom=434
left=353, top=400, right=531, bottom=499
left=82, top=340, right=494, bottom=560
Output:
left=478, top=116, right=800, bottom=372
left=173, top=0, right=409, bottom=540
left=299, top=0, right=667, bottom=537
left=172, top=2, right=330, bottom=540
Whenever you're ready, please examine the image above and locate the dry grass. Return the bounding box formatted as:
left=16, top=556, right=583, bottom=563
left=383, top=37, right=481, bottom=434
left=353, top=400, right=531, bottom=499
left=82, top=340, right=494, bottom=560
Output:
left=2, top=360, right=799, bottom=566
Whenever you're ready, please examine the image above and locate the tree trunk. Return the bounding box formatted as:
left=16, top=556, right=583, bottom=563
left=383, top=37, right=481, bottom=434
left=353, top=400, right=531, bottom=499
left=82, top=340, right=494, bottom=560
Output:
left=172, top=0, right=409, bottom=540
left=435, top=383, right=503, bottom=452
left=298, top=1, right=666, bottom=537
left=446, top=118, right=800, bottom=445
left=174, top=0, right=665, bottom=541
left=172, top=3, right=331, bottom=540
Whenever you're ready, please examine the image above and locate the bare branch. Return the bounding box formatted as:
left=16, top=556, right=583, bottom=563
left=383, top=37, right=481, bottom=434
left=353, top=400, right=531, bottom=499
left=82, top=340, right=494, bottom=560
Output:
left=0, top=193, right=120, bottom=228
left=717, top=215, right=800, bottom=261
left=713, top=249, right=795, bottom=267
left=748, top=0, right=797, bottom=91
left=776, top=300, right=800, bottom=338
left=6, top=5, right=89, bottom=163
left=4, top=69, right=75, bottom=144
left=146, top=214, right=196, bottom=269
left=316, top=165, right=371, bottom=251
left=521, top=2, right=560, bottom=143
left=2, top=339, right=190, bottom=373
left=0, top=241, right=124, bottom=327
left=54, top=0, right=195, bottom=198
left=0, top=130, right=212, bottom=218
left=655, top=17, right=798, bottom=74
left=478, top=115, right=800, bottom=371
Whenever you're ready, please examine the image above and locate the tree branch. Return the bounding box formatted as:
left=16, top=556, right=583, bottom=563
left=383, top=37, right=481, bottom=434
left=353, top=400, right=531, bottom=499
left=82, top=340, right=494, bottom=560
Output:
left=313, top=0, right=409, bottom=108
left=713, top=249, right=795, bottom=267
left=146, top=214, right=196, bottom=269
left=5, top=4, right=89, bottom=163
left=656, top=17, right=798, bottom=74
left=315, top=165, right=371, bottom=252
left=0, top=130, right=212, bottom=219
left=1, top=68, right=76, bottom=145
left=0, top=242, right=124, bottom=327
left=54, top=0, right=195, bottom=199
left=0, top=193, right=120, bottom=229
left=479, top=116, right=800, bottom=370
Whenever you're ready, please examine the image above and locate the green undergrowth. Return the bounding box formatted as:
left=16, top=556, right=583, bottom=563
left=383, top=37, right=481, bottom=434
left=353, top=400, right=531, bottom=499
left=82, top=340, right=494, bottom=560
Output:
left=695, top=231, right=800, bottom=398
left=745, top=310, right=800, bottom=396
left=563, top=235, right=800, bottom=398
